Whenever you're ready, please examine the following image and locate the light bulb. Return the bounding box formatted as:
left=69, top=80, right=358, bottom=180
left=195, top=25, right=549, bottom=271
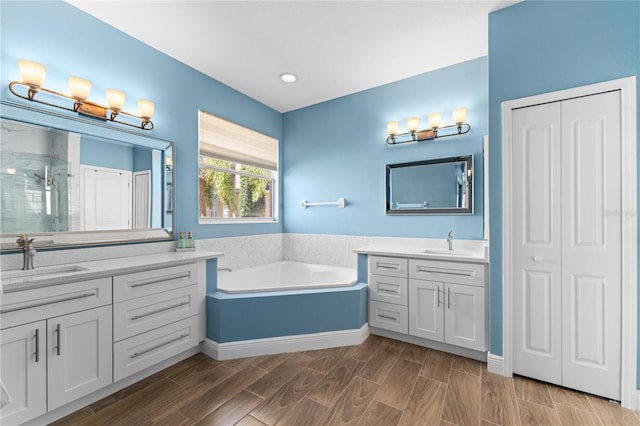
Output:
left=18, top=59, right=46, bottom=87
left=407, top=116, right=420, bottom=132
left=106, top=89, right=125, bottom=111
left=428, top=113, right=442, bottom=129
left=387, top=121, right=399, bottom=136
left=453, top=107, right=467, bottom=124
left=69, top=76, right=92, bottom=100
left=138, top=99, right=155, bottom=119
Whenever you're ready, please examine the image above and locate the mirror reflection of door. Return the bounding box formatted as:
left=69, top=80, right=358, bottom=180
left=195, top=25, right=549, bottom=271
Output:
left=81, top=166, right=132, bottom=230
left=133, top=170, right=151, bottom=229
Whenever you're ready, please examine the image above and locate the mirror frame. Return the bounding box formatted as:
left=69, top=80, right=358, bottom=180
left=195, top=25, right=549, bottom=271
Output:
left=0, top=100, right=176, bottom=252
left=385, top=155, right=473, bottom=215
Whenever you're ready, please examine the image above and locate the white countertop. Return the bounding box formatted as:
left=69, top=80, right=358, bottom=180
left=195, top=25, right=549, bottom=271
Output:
left=1, top=250, right=222, bottom=293
left=354, top=244, right=488, bottom=264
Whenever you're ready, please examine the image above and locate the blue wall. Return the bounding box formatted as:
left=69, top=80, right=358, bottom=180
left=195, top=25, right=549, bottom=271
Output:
left=0, top=1, right=283, bottom=239
left=488, top=0, right=640, bottom=387
left=282, top=57, right=488, bottom=240
left=80, top=136, right=133, bottom=170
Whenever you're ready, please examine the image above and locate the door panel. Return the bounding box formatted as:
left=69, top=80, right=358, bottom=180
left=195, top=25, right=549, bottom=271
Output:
left=0, top=321, right=46, bottom=425
left=445, top=283, right=486, bottom=352
left=561, top=91, right=621, bottom=400
left=47, top=305, right=112, bottom=410
left=408, top=279, right=443, bottom=341
left=512, top=102, right=563, bottom=383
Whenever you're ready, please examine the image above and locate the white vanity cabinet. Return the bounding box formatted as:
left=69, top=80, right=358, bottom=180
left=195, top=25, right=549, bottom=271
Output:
left=368, top=254, right=487, bottom=354
left=408, top=259, right=486, bottom=351
left=368, top=256, right=409, bottom=334
left=0, top=278, right=113, bottom=425
left=112, top=263, right=203, bottom=382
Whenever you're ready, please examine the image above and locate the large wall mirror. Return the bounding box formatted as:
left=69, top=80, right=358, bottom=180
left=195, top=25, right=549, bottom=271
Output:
left=0, top=101, right=175, bottom=251
left=386, top=155, right=473, bottom=215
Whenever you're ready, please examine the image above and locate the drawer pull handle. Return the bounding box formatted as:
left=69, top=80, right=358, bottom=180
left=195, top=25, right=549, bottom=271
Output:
left=130, top=301, right=190, bottom=320
left=377, top=263, right=400, bottom=271
left=0, top=292, right=96, bottom=314
left=448, top=288, right=451, bottom=309
left=416, top=268, right=473, bottom=277
left=378, top=314, right=397, bottom=321
left=55, top=323, right=61, bottom=356
left=437, top=287, right=440, bottom=308
left=378, top=288, right=399, bottom=295
left=130, top=334, right=189, bottom=359
left=130, top=272, right=191, bottom=288
left=34, top=328, right=40, bottom=362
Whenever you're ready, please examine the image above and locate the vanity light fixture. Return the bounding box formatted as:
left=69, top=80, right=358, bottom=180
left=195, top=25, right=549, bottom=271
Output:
left=386, top=107, right=470, bottom=145
left=9, top=59, right=155, bottom=130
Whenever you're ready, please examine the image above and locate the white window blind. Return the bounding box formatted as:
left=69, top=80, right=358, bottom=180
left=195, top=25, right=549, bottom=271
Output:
left=199, top=110, right=278, bottom=171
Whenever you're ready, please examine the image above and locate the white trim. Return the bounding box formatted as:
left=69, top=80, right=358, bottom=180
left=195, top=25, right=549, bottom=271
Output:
left=202, top=324, right=369, bottom=361
left=483, top=135, right=490, bottom=241
left=487, top=352, right=506, bottom=376
left=501, top=76, right=637, bottom=410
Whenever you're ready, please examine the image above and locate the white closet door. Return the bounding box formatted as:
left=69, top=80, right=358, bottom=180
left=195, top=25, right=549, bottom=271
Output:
left=512, top=102, right=563, bottom=385
left=560, top=91, right=621, bottom=400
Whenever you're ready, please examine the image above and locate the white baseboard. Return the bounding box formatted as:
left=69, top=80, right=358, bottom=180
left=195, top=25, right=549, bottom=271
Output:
left=202, top=324, right=370, bottom=360
left=487, top=352, right=508, bottom=376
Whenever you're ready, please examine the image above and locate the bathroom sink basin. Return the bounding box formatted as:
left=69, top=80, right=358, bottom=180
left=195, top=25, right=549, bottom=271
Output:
left=2, top=265, right=89, bottom=280
left=421, top=248, right=477, bottom=257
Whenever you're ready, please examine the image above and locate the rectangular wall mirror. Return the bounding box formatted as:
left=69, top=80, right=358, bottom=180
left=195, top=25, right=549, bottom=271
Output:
left=386, top=155, right=473, bottom=215
left=0, top=101, right=175, bottom=251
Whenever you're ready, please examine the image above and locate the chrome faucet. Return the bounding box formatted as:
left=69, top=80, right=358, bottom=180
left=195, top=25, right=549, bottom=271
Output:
left=447, top=230, right=454, bottom=251
left=16, top=235, right=36, bottom=270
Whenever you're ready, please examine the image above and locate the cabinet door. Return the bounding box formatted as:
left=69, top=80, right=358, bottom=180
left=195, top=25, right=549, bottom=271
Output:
left=0, top=321, right=47, bottom=425
left=408, top=279, right=444, bottom=342
left=47, top=305, right=113, bottom=410
left=444, top=283, right=485, bottom=351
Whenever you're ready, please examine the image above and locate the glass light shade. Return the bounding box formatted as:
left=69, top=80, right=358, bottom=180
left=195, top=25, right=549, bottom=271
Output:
left=69, top=76, right=92, bottom=100
left=106, top=89, right=125, bottom=111
left=453, top=107, right=468, bottom=124
left=428, top=113, right=442, bottom=129
left=387, top=121, right=399, bottom=136
left=138, top=99, right=155, bottom=119
left=18, top=60, right=46, bottom=87
left=407, top=116, right=420, bottom=132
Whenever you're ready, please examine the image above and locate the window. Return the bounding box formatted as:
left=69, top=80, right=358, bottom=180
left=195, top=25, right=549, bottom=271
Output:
left=198, top=110, right=278, bottom=222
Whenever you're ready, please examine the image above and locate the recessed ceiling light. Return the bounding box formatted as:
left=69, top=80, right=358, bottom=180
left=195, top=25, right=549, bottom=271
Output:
left=279, top=73, right=297, bottom=83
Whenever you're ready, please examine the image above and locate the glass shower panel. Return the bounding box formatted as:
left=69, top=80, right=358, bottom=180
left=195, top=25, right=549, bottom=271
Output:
left=0, top=152, right=69, bottom=233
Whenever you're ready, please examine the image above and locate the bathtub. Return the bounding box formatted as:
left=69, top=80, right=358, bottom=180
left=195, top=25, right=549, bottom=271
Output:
left=207, top=260, right=367, bottom=347
left=217, top=261, right=358, bottom=293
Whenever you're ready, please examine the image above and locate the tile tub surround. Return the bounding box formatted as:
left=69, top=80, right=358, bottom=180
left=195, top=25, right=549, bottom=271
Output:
left=284, top=233, right=488, bottom=268
left=196, top=233, right=283, bottom=272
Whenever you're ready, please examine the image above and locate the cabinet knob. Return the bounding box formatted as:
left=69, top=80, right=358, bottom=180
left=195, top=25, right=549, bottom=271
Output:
left=533, top=256, right=542, bottom=263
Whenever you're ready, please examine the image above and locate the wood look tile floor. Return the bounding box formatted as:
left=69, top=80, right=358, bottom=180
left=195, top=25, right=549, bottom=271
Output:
left=54, top=335, right=640, bottom=426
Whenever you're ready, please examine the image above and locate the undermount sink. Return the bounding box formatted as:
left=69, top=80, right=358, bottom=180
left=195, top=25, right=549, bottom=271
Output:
left=2, top=265, right=89, bottom=280
left=421, top=248, right=475, bottom=257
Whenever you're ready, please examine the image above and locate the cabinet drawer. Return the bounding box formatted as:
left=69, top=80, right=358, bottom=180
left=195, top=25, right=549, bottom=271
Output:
left=369, top=300, right=408, bottom=334
left=113, top=263, right=198, bottom=302
left=114, top=284, right=199, bottom=341
left=113, top=315, right=200, bottom=382
left=409, top=259, right=485, bottom=287
left=369, top=275, right=407, bottom=306
left=0, top=278, right=112, bottom=330
left=368, top=256, right=408, bottom=278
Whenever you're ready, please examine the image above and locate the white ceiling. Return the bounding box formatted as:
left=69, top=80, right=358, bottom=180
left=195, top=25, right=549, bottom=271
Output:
left=67, top=1, right=520, bottom=113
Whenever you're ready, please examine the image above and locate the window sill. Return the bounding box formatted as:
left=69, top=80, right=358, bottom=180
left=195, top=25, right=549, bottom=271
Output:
left=198, top=218, right=279, bottom=225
